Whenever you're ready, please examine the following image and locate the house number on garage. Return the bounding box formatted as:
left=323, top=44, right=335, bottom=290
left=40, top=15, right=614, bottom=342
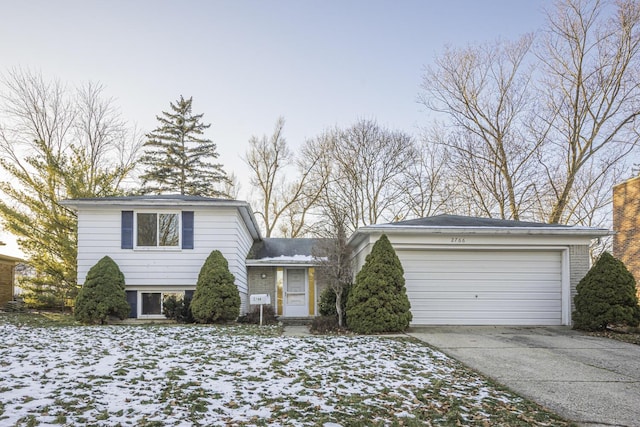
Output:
left=450, top=237, right=466, bottom=243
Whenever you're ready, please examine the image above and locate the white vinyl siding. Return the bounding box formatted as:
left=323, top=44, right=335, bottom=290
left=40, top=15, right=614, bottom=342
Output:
left=398, top=249, right=563, bottom=326
left=76, top=206, right=256, bottom=302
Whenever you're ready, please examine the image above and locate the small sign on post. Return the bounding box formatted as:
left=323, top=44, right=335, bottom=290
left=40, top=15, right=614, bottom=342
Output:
left=249, top=294, right=271, bottom=326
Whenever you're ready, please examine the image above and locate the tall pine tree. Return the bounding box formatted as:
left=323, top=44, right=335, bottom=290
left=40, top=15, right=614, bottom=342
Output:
left=140, top=96, right=229, bottom=197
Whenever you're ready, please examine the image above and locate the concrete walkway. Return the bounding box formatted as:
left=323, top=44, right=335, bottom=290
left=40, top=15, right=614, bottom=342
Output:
left=407, top=326, right=640, bottom=427
left=282, top=325, right=312, bottom=337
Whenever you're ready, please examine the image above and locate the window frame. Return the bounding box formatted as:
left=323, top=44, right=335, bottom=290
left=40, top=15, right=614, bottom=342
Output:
left=133, top=210, right=182, bottom=250
left=138, top=290, right=185, bottom=319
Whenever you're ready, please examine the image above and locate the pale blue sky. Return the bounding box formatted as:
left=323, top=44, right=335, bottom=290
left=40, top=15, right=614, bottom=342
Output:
left=0, top=0, right=548, bottom=256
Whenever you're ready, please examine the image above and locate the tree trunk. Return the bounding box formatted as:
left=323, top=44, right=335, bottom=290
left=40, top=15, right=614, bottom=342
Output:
left=335, top=288, right=344, bottom=327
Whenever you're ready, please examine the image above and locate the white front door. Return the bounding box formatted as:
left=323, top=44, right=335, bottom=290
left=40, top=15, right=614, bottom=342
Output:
left=284, top=268, right=308, bottom=317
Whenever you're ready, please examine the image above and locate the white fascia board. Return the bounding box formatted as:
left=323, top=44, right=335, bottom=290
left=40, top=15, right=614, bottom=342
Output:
left=237, top=205, right=262, bottom=241
left=61, top=198, right=252, bottom=209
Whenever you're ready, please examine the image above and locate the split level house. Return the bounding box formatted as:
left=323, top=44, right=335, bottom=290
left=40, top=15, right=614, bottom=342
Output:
left=63, top=195, right=608, bottom=326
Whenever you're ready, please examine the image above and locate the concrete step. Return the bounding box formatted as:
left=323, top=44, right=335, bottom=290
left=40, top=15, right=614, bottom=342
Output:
left=279, top=316, right=314, bottom=326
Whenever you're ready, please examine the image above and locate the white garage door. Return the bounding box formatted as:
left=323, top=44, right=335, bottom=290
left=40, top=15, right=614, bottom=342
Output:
left=398, top=250, right=563, bottom=325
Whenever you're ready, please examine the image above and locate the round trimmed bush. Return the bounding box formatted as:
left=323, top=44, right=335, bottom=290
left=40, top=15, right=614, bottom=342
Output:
left=573, top=252, right=640, bottom=331
left=346, top=234, right=412, bottom=334
left=190, top=250, right=240, bottom=323
left=74, top=256, right=130, bottom=324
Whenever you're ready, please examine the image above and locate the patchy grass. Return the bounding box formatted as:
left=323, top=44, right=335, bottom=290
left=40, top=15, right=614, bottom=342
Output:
left=0, top=311, right=80, bottom=327
left=0, top=314, right=572, bottom=426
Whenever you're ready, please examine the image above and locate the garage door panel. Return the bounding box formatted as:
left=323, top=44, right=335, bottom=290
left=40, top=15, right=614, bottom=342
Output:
left=402, top=261, right=561, bottom=273
left=401, top=251, right=559, bottom=262
left=398, top=249, right=563, bottom=326
left=411, top=309, right=561, bottom=325
left=408, top=297, right=561, bottom=309
left=404, top=272, right=560, bottom=281
left=402, top=263, right=561, bottom=279
left=407, top=291, right=562, bottom=301
left=405, top=280, right=561, bottom=292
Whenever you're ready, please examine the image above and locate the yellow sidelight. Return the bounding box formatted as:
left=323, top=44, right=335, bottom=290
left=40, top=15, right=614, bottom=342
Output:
left=276, top=267, right=283, bottom=316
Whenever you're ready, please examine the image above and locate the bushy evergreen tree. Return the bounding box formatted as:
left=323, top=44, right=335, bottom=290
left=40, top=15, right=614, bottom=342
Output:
left=74, top=256, right=130, bottom=324
left=190, top=250, right=240, bottom=323
left=346, top=234, right=412, bottom=334
left=573, top=252, right=640, bottom=331
left=139, top=95, right=229, bottom=197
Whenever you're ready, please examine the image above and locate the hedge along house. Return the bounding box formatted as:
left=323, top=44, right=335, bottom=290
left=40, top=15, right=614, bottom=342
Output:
left=349, top=215, right=609, bottom=326
left=62, top=195, right=261, bottom=319
left=245, top=238, right=327, bottom=318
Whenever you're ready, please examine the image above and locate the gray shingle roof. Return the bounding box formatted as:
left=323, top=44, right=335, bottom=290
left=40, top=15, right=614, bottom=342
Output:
left=247, top=238, right=327, bottom=260
left=386, top=214, right=569, bottom=228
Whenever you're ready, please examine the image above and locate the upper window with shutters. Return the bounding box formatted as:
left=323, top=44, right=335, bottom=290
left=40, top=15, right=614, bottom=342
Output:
left=121, top=210, right=194, bottom=250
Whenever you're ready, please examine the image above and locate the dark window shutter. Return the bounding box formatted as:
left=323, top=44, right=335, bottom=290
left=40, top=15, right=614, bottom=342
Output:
left=182, top=211, right=194, bottom=249
left=121, top=211, right=134, bottom=249
left=126, top=290, right=137, bottom=318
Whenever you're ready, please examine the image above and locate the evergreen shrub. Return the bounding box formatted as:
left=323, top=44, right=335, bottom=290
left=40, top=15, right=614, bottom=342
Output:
left=163, top=294, right=194, bottom=323
left=346, top=234, right=412, bottom=334
left=319, top=284, right=351, bottom=320
left=190, top=250, right=240, bottom=323
left=74, top=256, right=130, bottom=324
left=573, top=252, right=640, bottom=331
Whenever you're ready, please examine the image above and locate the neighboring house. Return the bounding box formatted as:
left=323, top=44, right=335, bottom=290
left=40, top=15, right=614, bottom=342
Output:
left=62, top=195, right=261, bottom=319
left=0, top=253, right=22, bottom=306
left=613, top=176, right=640, bottom=299
left=246, top=238, right=328, bottom=318
left=349, top=215, right=608, bottom=326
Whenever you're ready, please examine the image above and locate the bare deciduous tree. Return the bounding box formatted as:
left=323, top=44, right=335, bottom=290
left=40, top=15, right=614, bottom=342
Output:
left=420, top=35, right=540, bottom=220
left=244, top=117, right=327, bottom=237
left=538, top=0, right=640, bottom=224
left=312, top=203, right=352, bottom=327
left=419, top=0, right=640, bottom=226
left=0, top=68, right=140, bottom=307
left=312, top=119, right=416, bottom=231
left=394, top=130, right=453, bottom=220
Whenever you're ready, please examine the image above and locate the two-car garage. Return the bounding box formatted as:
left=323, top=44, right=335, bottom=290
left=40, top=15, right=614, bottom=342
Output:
left=398, top=249, right=563, bottom=325
left=349, top=215, right=608, bottom=326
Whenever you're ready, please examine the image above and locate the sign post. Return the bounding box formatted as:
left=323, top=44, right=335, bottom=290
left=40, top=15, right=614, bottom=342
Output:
left=249, top=294, right=271, bottom=326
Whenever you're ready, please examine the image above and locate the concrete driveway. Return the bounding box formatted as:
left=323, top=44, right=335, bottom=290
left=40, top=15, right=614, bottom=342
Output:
left=407, top=326, right=640, bottom=427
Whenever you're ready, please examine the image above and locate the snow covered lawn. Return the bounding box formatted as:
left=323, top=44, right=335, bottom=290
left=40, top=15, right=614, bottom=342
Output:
left=0, top=314, right=569, bottom=426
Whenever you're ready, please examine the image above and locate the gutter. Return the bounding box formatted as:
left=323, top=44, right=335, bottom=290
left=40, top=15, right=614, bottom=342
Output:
left=348, top=225, right=611, bottom=246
